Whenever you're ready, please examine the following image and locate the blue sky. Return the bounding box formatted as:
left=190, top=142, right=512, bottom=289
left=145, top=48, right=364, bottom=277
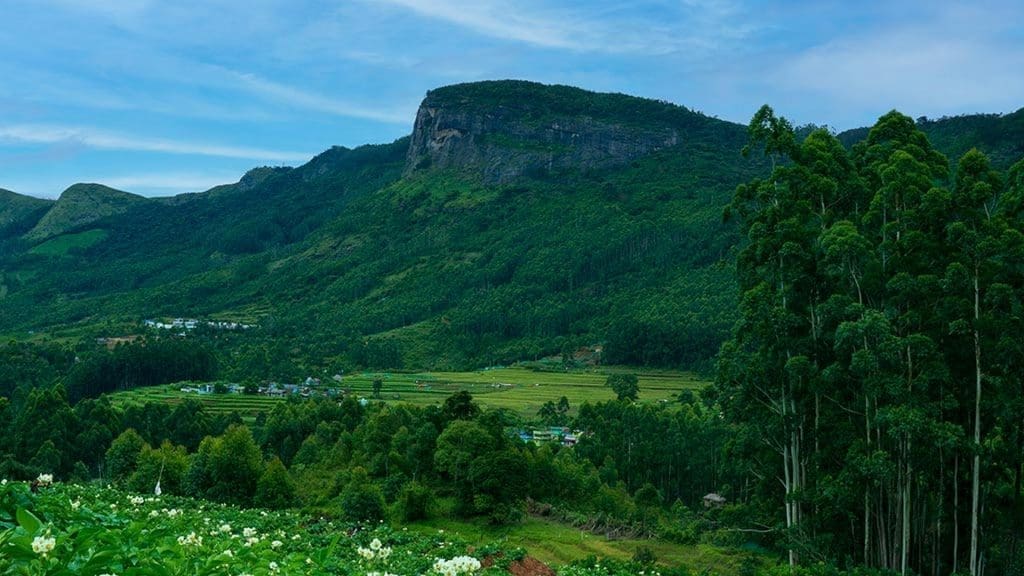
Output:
left=1, top=0, right=1022, bottom=198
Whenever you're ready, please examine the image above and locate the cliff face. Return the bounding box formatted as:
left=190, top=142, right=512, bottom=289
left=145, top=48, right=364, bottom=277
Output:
left=405, top=81, right=688, bottom=183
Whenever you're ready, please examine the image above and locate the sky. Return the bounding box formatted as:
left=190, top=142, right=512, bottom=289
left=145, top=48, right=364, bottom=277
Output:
left=1, top=0, right=1022, bottom=199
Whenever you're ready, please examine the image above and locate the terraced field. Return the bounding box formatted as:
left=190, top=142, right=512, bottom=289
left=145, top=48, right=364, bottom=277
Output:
left=108, top=367, right=707, bottom=420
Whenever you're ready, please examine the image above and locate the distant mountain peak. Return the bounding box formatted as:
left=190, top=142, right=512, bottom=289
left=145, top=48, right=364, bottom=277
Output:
left=24, top=183, right=149, bottom=242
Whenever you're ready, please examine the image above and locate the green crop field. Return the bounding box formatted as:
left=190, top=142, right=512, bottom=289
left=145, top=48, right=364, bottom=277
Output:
left=408, top=515, right=769, bottom=572
left=107, top=367, right=708, bottom=420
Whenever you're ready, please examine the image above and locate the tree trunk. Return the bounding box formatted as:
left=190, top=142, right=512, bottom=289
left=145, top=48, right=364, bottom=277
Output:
left=970, top=273, right=982, bottom=576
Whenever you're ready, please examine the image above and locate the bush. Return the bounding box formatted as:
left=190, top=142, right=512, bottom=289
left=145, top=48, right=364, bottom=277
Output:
left=340, top=467, right=386, bottom=522
left=396, top=481, right=432, bottom=521
left=255, top=457, right=298, bottom=509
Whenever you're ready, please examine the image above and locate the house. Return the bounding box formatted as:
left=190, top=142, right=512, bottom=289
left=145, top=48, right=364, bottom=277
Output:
left=531, top=429, right=553, bottom=443
left=703, top=493, right=727, bottom=508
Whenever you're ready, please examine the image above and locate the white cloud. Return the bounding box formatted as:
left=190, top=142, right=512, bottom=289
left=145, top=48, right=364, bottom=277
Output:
left=779, top=28, right=1024, bottom=121
left=228, top=70, right=414, bottom=124
left=0, top=124, right=312, bottom=163
left=371, top=0, right=750, bottom=55
left=771, top=2, right=1024, bottom=125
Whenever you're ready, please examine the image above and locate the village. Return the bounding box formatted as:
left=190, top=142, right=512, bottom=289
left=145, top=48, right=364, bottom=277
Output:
left=176, top=376, right=586, bottom=447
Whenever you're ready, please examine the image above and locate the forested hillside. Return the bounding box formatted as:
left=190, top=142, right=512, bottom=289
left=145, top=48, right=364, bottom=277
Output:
left=0, top=81, right=763, bottom=372
left=0, top=81, right=1022, bottom=374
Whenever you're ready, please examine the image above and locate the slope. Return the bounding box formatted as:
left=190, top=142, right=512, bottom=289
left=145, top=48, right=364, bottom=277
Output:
left=23, top=183, right=149, bottom=242
left=0, top=188, right=52, bottom=240
left=839, top=107, right=1024, bottom=170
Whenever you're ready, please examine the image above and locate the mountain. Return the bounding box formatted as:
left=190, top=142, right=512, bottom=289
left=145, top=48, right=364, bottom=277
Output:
left=0, top=81, right=1021, bottom=373
left=407, top=80, right=692, bottom=183
left=0, top=188, right=52, bottom=240
left=838, top=107, right=1024, bottom=170
left=23, top=183, right=148, bottom=242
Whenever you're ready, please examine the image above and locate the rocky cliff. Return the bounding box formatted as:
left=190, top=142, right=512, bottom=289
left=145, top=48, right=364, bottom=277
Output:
left=405, top=80, right=712, bottom=184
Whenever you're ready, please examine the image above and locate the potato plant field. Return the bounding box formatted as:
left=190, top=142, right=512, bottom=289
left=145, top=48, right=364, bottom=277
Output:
left=0, top=479, right=669, bottom=576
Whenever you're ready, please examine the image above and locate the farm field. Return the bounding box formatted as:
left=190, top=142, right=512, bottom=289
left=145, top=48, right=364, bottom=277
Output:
left=408, top=516, right=769, bottom=573
left=107, top=366, right=708, bottom=420
left=0, top=480, right=765, bottom=575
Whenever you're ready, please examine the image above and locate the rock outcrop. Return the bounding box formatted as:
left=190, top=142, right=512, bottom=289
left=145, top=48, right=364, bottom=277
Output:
left=405, top=80, right=695, bottom=184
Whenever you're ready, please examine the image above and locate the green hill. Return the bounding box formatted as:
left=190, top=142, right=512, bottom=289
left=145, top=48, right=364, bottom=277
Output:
left=0, top=188, right=51, bottom=241
left=0, top=81, right=1022, bottom=373
left=838, top=107, right=1024, bottom=170
left=23, top=183, right=149, bottom=242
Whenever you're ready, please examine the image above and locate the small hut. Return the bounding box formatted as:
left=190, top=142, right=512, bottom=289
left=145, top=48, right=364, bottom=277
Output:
left=703, top=492, right=727, bottom=508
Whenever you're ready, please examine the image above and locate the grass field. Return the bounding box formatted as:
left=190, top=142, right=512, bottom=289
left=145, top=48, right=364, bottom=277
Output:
left=28, top=228, right=109, bottom=256
left=408, top=516, right=769, bottom=573
left=107, top=366, right=709, bottom=421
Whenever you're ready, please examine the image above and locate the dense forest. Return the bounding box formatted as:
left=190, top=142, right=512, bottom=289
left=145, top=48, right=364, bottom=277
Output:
left=716, top=107, right=1024, bottom=574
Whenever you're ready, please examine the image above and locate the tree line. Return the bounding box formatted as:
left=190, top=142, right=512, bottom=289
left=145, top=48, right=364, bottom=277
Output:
left=715, top=106, right=1024, bottom=575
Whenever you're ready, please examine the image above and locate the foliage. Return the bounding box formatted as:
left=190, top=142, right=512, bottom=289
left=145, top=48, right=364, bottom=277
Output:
left=604, top=374, right=639, bottom=401
left=0, top=479, right=507, bottom=576
left=255, top=457, right=298, bottom=510
left=339, top=467, right=386, bottom=522
left=716, top=106, right=1024, bottom=574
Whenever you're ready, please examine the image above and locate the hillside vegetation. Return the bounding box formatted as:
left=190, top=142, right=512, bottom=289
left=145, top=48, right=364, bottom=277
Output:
left=0, top=81, right=1022, bottom=374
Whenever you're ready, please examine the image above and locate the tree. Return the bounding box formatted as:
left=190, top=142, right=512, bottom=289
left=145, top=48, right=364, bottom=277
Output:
left=255, top=456, right=298, bottom=509
left=188, top=424, right=265, bottom=506
left=441, top=391, right=480, bottom=421
left=106, top=429, right=146, bottom=482
left=372, top=378, right=383, bottom=399
left=605, top=374, right=639, bottom=402
left=129, top=440, right=189, bottom=495
left=340, top=466, right=386, bottom=522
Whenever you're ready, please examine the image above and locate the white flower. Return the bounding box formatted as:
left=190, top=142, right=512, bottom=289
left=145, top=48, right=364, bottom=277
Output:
left=130, top=496, right=145, bottom=506
left=176, top=531, right=203, bottom=547
left=243, top=527, right=258, bottom=538
left=269, top=561, right=280, bottom=573
left=433, top=555, right=482, bottom=575
left=271, top=539, right=283, bottom=549
left=1, top=479, right=7, bottom=485
left=32, top=535, right=56, bottom=556
left=369, top=538, right=382, bottom=551
left=219, top=523, right=232, bottom=533
left=70, top=499, right=81, bottom=510
left=357, top=546, right=375, bottom=560
left=36, top=473, right=54, bottom=486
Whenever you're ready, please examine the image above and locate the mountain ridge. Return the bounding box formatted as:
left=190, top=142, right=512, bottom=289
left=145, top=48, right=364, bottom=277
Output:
left=0, top=80, right=1022, bottom=373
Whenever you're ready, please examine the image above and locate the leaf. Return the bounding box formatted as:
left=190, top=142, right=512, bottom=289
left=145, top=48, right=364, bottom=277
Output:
left=16, top=508, right=42, bottom=534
